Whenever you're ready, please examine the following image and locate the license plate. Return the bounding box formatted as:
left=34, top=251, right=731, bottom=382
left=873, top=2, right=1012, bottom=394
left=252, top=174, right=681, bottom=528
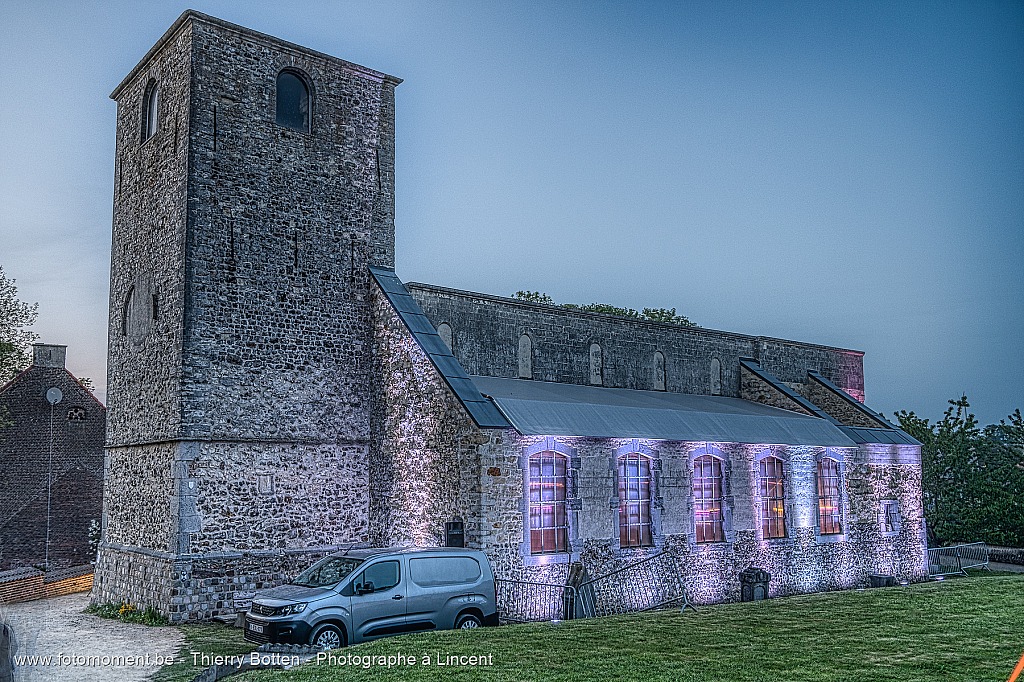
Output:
left=248, top=622, right=264, bottom=634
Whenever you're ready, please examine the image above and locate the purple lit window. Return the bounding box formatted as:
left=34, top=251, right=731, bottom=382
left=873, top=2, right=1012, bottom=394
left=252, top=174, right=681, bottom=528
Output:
left=759, top=456, right=787, bottom=539
left=693, top=455, right=724, bottom=543
left=817, top=458, right=843, bottom=535
left=529, top=452, right=568, bottom=554
left=618, top=452, right=653, bottom=548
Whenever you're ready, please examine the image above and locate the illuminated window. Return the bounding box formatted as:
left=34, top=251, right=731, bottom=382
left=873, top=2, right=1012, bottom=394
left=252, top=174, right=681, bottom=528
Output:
left=759, top=456, right=787, bottom=539
left=618, top=452, right=653, bottom=548
left=881, top=500, right=901, bottom=535
left=276, top=70, right=310, bottom=131
left=529, top=451, right=568, bottom=554
left=141, top=79, right=159, bottom=142
left=817, top=458, right=843, bottom=535
left=693, top=455, right=724, bottom=543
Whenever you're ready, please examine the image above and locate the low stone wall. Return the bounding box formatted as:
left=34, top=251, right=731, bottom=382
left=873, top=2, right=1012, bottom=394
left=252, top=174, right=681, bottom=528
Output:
left=92, top=543, right=343, bottom=623
left=0, top=565, right=94, bottom=604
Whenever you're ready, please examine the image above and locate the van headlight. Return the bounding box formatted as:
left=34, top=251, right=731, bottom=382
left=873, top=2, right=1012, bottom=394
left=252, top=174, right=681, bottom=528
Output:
left=279, top=603, right=307, bottom=615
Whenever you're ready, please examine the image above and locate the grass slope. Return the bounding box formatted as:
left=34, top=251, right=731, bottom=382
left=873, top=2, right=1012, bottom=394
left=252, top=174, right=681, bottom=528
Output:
left=172, top=574, right=1024, bottom=682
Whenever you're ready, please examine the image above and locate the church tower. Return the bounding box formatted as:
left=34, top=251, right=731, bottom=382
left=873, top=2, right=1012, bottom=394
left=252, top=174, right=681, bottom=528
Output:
left=94, top=11, right=399, bottom=620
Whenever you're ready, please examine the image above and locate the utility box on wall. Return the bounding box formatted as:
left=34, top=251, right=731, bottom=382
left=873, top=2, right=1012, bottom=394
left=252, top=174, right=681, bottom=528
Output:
left=739, top=566, right=771, bottom=601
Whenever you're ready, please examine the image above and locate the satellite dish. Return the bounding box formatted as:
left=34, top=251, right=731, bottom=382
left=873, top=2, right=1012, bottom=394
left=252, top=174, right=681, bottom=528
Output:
left=45, top=387, right=63, bottom=405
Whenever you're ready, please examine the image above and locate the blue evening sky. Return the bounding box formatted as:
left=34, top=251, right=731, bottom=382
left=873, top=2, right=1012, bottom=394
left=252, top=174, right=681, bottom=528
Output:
left=0, top=1, right=1021, bottom=425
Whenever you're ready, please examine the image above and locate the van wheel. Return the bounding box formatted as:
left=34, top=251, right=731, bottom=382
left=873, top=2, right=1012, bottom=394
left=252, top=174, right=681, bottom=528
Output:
left=310, top=623, right=345, bottom=650
left=456, top=613, right=482, bottom=629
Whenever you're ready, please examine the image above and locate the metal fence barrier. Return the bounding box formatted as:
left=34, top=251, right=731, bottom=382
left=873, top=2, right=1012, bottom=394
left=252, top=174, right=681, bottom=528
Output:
left=575, top=551, right=695, bottom=618
left=494, top=579, right=577, bottom=623
left=927, top=542, right=990, bottom=576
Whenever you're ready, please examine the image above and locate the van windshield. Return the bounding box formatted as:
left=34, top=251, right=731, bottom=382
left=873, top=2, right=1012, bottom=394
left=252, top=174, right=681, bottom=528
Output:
left=291, top=557, right=364, bottom=588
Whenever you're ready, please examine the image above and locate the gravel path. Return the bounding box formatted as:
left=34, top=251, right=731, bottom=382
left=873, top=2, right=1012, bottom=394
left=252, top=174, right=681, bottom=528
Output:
left=0, top=592, right=183, bottom=682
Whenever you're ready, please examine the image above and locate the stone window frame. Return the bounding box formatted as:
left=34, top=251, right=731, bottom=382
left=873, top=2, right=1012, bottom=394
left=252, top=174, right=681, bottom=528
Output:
left=520, top=437, right=579, bottom=566
left=880, top=499, right=902, bottom=537
left=814, top=448, right=849, bottom=544
left=752, top=448, right=791, bottom=542
left=67, top=406, right=87, bottom=422
left=611, top=440, right=664, bottom=551
left=589, top=341, right=603, bottom=385
left=272, top=66, right=316, bottom=135
left=141, top=77, right=159, bottom=144
left=689, top=443, right=735, bottom=547
left=437, top=322, right=454, bottom=351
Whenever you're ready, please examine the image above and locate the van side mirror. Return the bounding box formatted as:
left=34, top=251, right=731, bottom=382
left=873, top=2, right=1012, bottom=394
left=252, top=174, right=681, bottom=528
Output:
left=355, top=581, right=376, bottom=595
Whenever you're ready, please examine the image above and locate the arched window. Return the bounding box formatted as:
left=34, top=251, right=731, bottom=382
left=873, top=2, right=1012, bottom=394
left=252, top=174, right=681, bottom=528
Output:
left=759, top=456, right=787, bottom=539
left=518, top=334, right=533, bottom=379
left=710, top=357, right=722, bottom=395
left=589, top=343, right=602, bottom=385
left=618, top=452, right=653, bottom=547
left=437, top=323, right=453, bottom=350
left=142, top=79, right=159, bottom=142
left=653, top=351, right=666, bottom=391
left=528, top=451, right=568, bottom=554
left=276, top=70, right=310, bottom=131
left=817, top=458, right=843, bottom=535
left=693, top=455, right=724, bottom=543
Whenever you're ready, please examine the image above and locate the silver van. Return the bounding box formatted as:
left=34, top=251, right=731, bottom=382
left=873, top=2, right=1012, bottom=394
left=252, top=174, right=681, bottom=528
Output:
left=243, top=547, right=498, bottom=649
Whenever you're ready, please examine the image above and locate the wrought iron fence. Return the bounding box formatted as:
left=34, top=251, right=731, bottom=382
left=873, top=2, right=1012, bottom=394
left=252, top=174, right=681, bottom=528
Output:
left=575, top=551, right=694, bottom=618
left=927, top=542, right=990, bottom=576
left=494, top=579, right=577, bottom=623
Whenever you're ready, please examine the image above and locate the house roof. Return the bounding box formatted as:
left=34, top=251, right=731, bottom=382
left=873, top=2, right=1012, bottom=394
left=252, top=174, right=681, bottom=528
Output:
left=470, top=376, right=859, bottom=447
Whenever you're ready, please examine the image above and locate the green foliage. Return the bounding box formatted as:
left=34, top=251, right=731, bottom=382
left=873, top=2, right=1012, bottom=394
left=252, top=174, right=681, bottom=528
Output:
left=0, top=265, right=39, bottom=383
left=512, top=291, right=554, bottom=304
left=512, top=292, right=697, bottom=327
left=153, top=623, right=256, bottom=682
left=85, top=601, right=169, bottom=626
left=77, top=376, right=95, bottom=392
left=895, top=397, right=1024, bottom=547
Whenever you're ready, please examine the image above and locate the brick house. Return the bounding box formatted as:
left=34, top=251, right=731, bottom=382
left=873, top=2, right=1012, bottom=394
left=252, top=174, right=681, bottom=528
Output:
left=92, top=11, right=925, bottom=623
left=0, top=344, right=105, bottom=571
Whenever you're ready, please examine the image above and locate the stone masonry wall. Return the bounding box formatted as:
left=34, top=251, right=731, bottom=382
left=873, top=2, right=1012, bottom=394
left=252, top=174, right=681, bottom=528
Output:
left=408, top=284, right=866, bottom=398
left=369, top=287, right=484, bottom=548
left=478, top=432, right=925, bottom=605
left=799, top=376, right=888, bottom=428
left=181, top=16, right=398, bottom=443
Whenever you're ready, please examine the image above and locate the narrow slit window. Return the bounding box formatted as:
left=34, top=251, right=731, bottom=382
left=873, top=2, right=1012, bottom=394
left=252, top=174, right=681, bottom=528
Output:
left=142, top=80, right=159, bottom=142
left=276, top=71, right=310, bottom=131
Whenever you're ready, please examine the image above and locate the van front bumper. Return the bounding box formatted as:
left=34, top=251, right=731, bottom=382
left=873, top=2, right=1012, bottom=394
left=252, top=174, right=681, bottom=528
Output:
left=243, top=615, right=312, bottom=645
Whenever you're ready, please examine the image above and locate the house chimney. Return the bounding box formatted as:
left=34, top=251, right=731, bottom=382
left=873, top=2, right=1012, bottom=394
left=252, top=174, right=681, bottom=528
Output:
left=32, top=344, right=67, bottom=369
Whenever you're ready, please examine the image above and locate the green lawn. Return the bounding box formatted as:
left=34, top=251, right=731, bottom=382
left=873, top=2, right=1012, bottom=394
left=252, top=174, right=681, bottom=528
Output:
left=166, top=574, right=1024, bottom=682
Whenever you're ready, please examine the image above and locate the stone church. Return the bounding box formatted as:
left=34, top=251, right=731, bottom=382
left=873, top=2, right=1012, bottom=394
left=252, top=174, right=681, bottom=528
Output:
left=93, top=11, right=926, bottom=622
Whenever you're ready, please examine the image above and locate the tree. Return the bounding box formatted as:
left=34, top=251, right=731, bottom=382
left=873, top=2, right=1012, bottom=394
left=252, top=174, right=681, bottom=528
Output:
left=0, top=265, right=39, bottom=383
left=895, top=397, right=1024, bottom=548
left=513, top=291, right=554, bottom=304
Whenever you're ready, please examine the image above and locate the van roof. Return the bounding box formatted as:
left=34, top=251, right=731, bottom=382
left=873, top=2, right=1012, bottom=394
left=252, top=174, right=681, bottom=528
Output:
left=332, top=546, right=480, bottom=560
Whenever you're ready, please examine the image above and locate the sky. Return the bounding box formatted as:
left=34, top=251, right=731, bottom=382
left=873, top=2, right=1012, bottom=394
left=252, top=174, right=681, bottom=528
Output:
left=0, top=1, right=1021, bottom=425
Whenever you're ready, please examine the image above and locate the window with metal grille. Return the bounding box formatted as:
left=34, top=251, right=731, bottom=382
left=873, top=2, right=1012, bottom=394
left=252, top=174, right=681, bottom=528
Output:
left=817, top=458, right=843, bottom=535
left=276, top=70, right=310, bottom=132
left=759, top=456, right=787, bottom=539
left=693, top=455, right=724, bottom=543
left=882, top=500, right=901, bottom=534
left=529, top=451, right=568, bottom=554
left=618, top=452, right=653, bottom=547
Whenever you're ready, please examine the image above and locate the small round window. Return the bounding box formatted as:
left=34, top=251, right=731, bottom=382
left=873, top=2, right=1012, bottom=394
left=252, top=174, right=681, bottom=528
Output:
left=276, top=71, right=310, bottom=131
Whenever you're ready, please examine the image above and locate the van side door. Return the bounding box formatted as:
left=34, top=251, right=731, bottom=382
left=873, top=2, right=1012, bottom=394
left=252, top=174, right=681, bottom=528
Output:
left=345, top=559, right=407, bottom=642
